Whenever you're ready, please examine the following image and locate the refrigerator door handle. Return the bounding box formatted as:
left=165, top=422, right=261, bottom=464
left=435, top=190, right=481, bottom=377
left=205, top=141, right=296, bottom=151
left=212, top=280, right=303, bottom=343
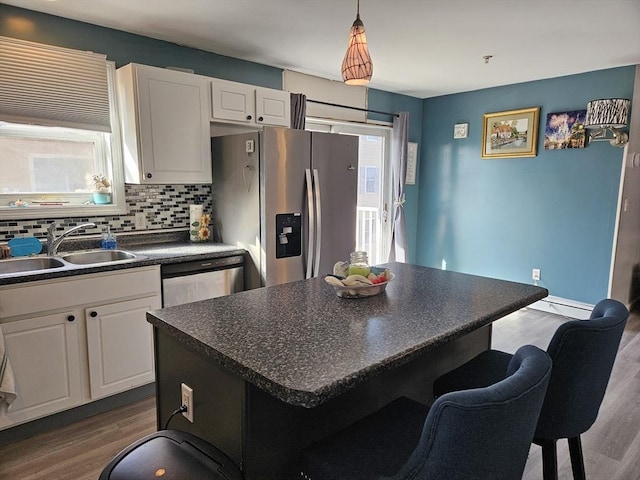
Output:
left=313, top=168, right=322, bottom=277
left=305, top=168, right=315, bottom=279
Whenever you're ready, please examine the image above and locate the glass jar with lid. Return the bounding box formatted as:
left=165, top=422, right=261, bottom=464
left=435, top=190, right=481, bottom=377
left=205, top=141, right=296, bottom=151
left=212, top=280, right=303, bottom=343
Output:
left=348, top=251, right=370, bottom=277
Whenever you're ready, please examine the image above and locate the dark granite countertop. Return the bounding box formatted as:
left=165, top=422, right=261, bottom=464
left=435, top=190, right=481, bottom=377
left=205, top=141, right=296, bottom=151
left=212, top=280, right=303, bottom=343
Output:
left=147, top=262, right=548, bottom=408
left=0, top=231, right=245, bottom=286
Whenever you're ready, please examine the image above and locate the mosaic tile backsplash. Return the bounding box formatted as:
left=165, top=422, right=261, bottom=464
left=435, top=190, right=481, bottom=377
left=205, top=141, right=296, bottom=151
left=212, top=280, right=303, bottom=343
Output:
left=0, top=184, right=213, bottom=242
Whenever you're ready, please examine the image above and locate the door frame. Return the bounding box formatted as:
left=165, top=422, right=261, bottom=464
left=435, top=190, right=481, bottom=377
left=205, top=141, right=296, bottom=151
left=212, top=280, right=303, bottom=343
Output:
left=306, top=118, right=392, bottom=264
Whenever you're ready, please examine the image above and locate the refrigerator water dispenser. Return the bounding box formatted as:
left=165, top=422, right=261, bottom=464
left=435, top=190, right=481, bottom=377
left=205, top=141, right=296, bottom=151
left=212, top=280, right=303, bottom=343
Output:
left=276, top=213, right=301, bottom=258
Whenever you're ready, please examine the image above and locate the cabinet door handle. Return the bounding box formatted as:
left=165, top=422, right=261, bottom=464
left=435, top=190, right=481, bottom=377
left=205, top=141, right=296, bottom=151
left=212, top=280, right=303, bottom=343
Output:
left=90, top=311, right=98, bottom=317
left=258, top=116, right=264, bottom=122
left=146, top=173, right=153, bottom=179
left=246, top=115, right=252, bottom=120
left=67, top=315, right=75, bottom=322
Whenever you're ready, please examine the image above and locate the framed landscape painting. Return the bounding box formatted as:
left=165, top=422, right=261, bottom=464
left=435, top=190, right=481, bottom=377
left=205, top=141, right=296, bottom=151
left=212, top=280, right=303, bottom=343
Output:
left=481, top=107, right=540, bottom=159
left=544, top=110, right=587, bottom=150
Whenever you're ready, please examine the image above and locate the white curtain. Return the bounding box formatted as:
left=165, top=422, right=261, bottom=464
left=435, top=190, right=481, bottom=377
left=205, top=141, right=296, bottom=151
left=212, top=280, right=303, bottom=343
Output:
left=388, top=112, right=409, bottom=263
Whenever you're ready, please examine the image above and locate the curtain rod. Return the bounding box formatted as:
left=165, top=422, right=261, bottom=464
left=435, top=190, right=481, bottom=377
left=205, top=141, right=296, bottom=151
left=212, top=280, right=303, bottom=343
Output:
left=306, top=99, right=399, bottom=118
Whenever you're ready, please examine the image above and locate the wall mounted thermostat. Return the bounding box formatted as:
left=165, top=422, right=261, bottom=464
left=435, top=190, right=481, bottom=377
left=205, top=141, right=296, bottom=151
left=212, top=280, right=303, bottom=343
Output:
left=454, top=123, right=469, bottom=139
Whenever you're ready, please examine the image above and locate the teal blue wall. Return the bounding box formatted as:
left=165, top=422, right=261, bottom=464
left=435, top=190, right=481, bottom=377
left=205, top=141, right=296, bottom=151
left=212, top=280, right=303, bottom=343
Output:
left=417, top=67, right=635, bottom=304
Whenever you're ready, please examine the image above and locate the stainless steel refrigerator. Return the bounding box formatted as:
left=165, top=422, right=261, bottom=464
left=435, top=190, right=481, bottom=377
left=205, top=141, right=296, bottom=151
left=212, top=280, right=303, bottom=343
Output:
left=211, top=127, right=358, bottom=289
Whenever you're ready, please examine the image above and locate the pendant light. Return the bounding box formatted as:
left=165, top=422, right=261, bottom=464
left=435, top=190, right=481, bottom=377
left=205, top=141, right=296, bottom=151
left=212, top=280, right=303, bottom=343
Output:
left=341, top=0, right=373, bottom=85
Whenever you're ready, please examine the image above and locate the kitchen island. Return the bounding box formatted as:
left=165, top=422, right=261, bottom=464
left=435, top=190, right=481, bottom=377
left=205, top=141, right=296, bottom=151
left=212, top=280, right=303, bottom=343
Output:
left=148, top=262, right=548, bottom=479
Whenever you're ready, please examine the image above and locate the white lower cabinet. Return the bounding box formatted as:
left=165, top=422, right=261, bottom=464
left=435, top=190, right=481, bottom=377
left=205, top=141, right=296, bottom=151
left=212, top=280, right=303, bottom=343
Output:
left=0, top=311, right=82, bottom=429
left=0, top=266, right=161, bottom=430
left=86, top=296, right=158, bottom=400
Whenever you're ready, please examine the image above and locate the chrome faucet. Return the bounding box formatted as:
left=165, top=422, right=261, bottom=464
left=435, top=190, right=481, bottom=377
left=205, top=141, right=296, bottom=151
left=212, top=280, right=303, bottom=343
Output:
left=47, top=221, right=96, bottom=256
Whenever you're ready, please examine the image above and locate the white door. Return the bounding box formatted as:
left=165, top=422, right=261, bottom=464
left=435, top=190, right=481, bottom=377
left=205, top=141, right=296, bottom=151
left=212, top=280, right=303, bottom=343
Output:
left=85, top=296, right=160, bottom=399
left=0, top=312, right=82, bottom=428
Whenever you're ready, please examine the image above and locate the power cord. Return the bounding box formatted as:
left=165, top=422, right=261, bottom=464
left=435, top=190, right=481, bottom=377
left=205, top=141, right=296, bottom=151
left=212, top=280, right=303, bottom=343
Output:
left=164, top=404, right=188, bottom=430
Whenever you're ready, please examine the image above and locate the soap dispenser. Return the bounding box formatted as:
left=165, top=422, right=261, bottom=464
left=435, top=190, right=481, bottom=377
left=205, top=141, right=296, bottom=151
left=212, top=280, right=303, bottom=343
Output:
left=101, top=225, right=117, bottom=250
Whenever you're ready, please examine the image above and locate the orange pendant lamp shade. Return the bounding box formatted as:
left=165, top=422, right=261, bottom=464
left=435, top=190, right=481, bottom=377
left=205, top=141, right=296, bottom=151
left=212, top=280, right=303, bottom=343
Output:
left=341, top=1, right=373, bottom=85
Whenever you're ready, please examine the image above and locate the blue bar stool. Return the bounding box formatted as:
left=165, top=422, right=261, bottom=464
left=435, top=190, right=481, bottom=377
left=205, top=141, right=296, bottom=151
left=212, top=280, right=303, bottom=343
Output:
left=434, top=298, right=629, bottom=480
left=299, top=345, right=552, bottom=480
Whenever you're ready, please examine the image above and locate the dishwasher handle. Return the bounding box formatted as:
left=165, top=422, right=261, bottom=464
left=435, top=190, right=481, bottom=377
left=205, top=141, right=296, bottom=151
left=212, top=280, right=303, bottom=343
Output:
left=161, top=255, right=244, bottom=278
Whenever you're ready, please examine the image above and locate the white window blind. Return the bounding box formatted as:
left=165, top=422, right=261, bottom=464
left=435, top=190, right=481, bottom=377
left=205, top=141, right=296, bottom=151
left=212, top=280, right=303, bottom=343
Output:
left=0, top=36, right=111, bottom=132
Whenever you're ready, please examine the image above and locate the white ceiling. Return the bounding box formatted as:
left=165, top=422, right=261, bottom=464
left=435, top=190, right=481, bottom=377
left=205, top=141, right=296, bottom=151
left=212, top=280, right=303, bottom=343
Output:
left=3, top=0, right=640, bottom=98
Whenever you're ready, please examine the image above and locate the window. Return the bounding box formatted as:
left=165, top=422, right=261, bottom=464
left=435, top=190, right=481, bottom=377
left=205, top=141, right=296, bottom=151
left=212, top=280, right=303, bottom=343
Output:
left=0, top=62, right=125, bottom=219
left=1, top=125, right=105, bottom=195
left=360, top=166, right=379, bottom=194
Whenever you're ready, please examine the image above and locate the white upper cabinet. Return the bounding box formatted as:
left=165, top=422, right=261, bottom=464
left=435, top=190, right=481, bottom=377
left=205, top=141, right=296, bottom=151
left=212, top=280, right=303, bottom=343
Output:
left=211, top=80, right=256, bottom=123
left=255, top=88, right=291, bottom=127
left=211, top=79, right=290, bottom=128
left=117, top=63, right=212, bottom=184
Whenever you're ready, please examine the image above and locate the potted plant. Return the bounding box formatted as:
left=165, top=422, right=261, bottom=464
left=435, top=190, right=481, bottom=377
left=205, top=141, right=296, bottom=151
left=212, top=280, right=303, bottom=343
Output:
left=92, top=174, right=112, bottom=204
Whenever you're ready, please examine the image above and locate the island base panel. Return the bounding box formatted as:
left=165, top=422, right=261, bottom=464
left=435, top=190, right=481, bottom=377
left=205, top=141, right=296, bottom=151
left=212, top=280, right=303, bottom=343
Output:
left=154, top=329, right=244, bottom=465
left=154, top=326, right=490, bottom=480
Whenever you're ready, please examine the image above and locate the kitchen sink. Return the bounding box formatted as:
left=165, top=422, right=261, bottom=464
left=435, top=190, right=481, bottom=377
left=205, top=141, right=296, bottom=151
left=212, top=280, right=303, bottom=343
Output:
left=61, top=250, right=137, bottom=265
left=0, top=256, right=66, bottom=275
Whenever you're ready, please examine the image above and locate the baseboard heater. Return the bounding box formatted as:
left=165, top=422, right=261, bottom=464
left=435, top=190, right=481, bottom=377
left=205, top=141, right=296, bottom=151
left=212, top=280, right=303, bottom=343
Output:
left=528, top=296, right=595, bottom=319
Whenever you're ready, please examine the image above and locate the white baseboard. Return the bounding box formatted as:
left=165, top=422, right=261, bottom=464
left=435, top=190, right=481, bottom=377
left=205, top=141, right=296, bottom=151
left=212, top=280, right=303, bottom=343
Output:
left=528, top=296, right=594, bottom=319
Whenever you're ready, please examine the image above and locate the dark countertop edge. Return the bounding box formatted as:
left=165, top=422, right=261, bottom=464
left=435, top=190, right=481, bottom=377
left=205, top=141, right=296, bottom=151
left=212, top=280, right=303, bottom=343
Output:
left=0, top=243, right=246, bottom=286
left=148, top=287, right=549, bottom=408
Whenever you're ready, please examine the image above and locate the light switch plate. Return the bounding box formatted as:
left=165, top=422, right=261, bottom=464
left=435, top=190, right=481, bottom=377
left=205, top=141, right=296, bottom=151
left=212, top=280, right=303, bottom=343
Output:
left=134, top=212, right=147, bottom=229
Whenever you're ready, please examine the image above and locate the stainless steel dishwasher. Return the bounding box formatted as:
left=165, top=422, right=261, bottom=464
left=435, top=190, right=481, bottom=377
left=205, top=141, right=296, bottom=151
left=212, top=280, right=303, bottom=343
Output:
left=161, top=255, right=244, bottom=307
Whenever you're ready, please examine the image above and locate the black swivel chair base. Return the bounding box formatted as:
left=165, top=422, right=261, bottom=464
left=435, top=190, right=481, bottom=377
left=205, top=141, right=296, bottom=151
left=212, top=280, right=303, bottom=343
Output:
left=535, top=436, right=586, bottom=480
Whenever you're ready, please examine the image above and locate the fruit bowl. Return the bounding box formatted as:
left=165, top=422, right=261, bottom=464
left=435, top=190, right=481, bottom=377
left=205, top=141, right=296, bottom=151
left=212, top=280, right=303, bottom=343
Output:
left=325, top=269, right=395, bottom=299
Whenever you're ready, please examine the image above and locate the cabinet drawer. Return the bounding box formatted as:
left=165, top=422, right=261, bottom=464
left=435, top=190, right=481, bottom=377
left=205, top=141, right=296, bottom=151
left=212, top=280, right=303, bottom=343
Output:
left=0, top=266, right=161, bottom=320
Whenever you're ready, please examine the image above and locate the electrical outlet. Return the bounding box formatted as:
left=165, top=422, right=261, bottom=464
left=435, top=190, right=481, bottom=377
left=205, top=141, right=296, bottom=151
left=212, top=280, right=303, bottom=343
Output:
left=181, top=383, right=194, bottom=423
left=134, top=212, right=147, bottom=230
left=532, top=268, right=541, bottom=281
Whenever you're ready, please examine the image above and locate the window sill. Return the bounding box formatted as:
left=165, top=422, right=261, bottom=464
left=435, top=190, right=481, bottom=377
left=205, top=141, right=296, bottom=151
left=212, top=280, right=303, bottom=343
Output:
left=0, top=203, right=127, bottom=221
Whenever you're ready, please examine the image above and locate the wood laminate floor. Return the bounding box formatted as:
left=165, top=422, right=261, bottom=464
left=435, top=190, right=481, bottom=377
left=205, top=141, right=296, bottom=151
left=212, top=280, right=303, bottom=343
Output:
left=0, top=308, right=638, bottom=480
